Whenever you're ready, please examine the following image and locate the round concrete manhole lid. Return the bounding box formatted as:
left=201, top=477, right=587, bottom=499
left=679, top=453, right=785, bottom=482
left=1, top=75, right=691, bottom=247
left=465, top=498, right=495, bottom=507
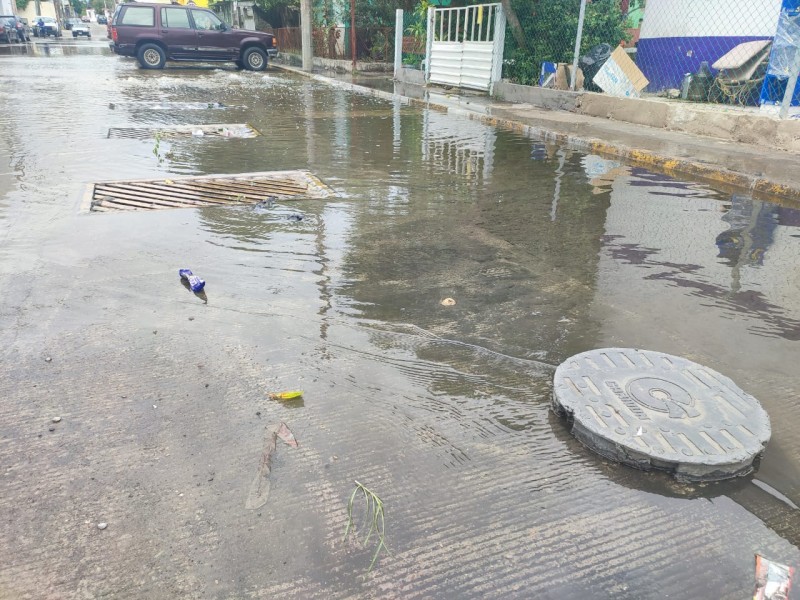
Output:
left=552, top=348, right=771, bottom=481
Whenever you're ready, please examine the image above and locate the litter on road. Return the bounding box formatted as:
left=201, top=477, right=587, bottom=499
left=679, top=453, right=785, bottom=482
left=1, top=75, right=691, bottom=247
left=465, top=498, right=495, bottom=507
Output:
left=179, top=269, right=205, bottom=293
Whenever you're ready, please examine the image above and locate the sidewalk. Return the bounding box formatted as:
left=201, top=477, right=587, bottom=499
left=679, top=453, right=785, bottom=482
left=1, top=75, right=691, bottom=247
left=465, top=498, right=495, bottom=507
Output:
left=273, top=61, right=800, bottom=205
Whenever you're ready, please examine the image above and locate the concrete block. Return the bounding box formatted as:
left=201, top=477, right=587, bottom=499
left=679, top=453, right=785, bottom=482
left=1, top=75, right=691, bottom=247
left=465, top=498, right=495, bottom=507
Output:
left=774, top=118, right=800, bottom=152
left=396, top=67, right=425, bottom=86
left=579, top=93, right=670, bottom=128
left=493, top=81, right=580, bottom=112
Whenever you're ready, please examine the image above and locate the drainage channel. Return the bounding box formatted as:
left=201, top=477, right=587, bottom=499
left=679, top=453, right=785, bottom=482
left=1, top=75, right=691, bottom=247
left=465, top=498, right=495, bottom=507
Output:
left=107, top=123, right=260, bottom=139
left=85, top=171, right=335, bottom=212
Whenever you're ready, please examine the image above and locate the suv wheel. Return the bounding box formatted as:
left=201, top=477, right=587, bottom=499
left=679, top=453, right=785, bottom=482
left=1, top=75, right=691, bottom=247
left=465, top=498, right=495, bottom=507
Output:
left=138, top=43, right=166, bottom=69
left=242, top=47, right=267, bottom=71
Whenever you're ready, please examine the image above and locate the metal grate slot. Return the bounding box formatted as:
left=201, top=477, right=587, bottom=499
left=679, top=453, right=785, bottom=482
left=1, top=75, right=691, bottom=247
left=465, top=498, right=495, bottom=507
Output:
left=107, top=123, right=260, bottom=139
left=85, top=171, right=335, bottom=212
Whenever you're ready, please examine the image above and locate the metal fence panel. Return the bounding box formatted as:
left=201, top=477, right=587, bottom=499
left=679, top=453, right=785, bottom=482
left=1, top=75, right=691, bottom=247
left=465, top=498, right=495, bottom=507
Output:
left=428, top=3, right=503, bottom=92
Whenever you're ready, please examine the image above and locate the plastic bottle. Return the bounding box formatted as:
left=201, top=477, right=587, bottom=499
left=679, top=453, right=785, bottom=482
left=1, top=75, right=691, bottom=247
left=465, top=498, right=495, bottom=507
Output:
left=179, top=269, right=205, bottom=293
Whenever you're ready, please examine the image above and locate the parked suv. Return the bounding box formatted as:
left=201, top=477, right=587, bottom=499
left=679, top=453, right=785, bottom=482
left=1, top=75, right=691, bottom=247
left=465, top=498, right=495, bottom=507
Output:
left=110, top=2, right=277, bottom=71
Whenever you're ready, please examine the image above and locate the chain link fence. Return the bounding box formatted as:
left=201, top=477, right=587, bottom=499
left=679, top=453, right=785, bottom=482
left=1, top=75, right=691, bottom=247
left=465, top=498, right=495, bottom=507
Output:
left=498, top=0, right=800, bottom=112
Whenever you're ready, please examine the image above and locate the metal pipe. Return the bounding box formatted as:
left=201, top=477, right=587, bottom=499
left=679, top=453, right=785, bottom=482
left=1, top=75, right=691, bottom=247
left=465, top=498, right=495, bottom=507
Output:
left=394, top=8, right=403, bottom=80
left=424, top=6, right=434, bottom=82
left=350, top=0, right=356, bottom=71
left=300, top=0, right=312, bottom=71
left=570, top=0, right=587, bottom=91
left=779, top=48, right=800, bottom=119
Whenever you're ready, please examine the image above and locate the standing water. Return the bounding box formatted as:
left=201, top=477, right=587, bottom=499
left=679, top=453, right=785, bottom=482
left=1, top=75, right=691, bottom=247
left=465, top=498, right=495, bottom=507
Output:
left=0, top=44, right=798, bottom=599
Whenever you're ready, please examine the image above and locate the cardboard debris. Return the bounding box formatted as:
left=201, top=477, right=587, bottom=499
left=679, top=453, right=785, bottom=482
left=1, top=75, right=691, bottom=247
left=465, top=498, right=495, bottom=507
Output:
left=540, top=62, right=584, bottom=91
left=593, top=45, right=649, bottom=98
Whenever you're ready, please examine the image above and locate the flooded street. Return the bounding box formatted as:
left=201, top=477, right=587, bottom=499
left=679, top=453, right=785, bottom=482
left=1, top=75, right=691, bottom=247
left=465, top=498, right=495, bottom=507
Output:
left=1, top=43, right=799, bottom=599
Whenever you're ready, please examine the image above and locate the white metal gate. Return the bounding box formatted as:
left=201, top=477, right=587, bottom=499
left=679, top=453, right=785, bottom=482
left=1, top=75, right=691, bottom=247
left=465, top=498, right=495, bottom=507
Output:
left=425, top=3, right=506, bottom=93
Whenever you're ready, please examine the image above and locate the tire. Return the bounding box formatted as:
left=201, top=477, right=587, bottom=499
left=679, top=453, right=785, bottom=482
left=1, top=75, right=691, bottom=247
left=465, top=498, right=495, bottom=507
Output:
left=137, top=43, right=166, bottom=69
left=242, top=47, right=267, bottom=71
left=234, top=59, right=244, bottom=70
left=72, top=32, right=77, bottom=38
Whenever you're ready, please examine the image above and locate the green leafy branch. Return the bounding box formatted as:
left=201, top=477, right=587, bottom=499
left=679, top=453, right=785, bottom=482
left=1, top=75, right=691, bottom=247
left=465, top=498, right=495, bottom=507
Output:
left=344, top=480, right=389, bottom=572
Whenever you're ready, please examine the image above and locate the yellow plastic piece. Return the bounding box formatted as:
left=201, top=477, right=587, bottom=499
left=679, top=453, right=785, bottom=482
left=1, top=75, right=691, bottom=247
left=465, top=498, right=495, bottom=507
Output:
left=269, top=390, right=304, bottom=400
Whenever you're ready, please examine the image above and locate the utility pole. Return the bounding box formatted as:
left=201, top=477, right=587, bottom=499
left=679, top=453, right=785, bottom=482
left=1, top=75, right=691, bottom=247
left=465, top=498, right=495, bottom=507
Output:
left=300, top=0, right=312, bottom=71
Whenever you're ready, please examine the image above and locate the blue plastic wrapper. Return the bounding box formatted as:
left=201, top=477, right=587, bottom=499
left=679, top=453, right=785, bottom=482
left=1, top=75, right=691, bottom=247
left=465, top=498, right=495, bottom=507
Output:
left=179, top=268, right=205, bottom=293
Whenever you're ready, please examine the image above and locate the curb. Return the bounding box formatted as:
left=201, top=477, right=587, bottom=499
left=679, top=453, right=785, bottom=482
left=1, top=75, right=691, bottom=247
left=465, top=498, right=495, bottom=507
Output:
left=272, top=63, right=800, bottom=204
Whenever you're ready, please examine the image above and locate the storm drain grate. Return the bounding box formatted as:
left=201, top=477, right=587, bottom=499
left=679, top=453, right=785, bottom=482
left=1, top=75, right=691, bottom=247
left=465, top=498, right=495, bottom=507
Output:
left=85, top=171, right=335, bottom=212
left=107, top=123, right=260, bottom=139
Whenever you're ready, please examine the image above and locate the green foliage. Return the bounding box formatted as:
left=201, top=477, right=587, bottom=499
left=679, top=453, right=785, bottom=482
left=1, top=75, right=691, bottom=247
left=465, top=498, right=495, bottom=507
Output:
left=71, top=0, right=86, bottom=16
left=503, top=0, right=629, bottom=85
left=255, top=0, right=298, bottom=12
left=405, top=0, right=430, bottom=40
left=15, top=0, right=29, bottom=10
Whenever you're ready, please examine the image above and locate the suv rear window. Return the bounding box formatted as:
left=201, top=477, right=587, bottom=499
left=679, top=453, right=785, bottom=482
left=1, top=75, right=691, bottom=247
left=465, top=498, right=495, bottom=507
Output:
left=120, top=6, right=154, bottom=26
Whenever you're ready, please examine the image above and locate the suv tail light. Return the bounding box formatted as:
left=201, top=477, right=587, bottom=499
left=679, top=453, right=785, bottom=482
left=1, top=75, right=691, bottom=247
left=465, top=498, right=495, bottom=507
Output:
left=272, top=37, right=277, bottom=47
left=111, top=26, right=117, bottom=41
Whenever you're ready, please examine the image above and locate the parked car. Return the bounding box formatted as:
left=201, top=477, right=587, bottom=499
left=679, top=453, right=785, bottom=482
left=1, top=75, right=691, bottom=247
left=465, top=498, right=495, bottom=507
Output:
left=110, top=2, right=278, bottom=71
left=0, top=15, right=28, bottom=42
left=96, top=14, right=107, bottom=25
left=72, top=20, right=90, bottom=38
left=0, top=17, right=19, bottom=43
left=33, top=16, right=61, bottom=38
left=81, top=15, right=90, bottom=22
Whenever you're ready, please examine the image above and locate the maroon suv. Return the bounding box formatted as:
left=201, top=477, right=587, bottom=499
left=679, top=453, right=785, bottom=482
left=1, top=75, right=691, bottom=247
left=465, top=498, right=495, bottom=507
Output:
left=110, top=2, right=277, bottom=71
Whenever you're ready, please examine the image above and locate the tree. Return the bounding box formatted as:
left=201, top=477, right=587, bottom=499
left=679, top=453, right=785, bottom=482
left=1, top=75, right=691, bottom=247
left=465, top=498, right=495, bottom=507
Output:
left=71, top=0, right=86, bottom=15
left=16, top=0, right=29, bottom=10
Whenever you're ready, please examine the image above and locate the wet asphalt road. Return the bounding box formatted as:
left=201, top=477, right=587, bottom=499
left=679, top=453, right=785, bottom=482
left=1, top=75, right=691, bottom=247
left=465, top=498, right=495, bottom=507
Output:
left=0, top=37, right=799, bottom=599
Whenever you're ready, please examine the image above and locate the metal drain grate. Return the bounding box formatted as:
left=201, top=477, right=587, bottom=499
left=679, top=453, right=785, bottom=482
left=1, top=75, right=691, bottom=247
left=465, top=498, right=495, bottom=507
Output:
left=85, top=171, right=335, bottom=212
left=107, top=123, right=260, bottom=139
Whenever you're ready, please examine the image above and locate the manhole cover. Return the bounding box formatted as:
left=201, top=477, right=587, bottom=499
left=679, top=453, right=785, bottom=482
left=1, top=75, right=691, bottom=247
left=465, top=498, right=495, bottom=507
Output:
left=107, top=123, right=259, bottom=139
left=552, top=348, right=771, bottom=481
left=85, top=171, right=334, bottom=212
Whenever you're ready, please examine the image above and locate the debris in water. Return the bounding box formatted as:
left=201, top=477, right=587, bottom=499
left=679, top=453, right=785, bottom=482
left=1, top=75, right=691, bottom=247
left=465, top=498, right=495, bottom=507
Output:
left=344, top=481, right=389, bottom=572
left=440, top=298, right=456, bottom=306
left=179, top=268, right=206, bottom=293
left=287, top=214, right=304, bottom=222
left=276, top=422, right=298, bottom=448
left=269, top=390, right=303, bottom=401
left=164, top=179, right=174, bottom=185
left=52, top=417, right=61, bottom=423
left=754, top=554, right=794, bottom=599
left=245, top=422, right=298, bottom=509
left=45, top=357, right=52, bottom=363
left=192, top=129, right=205, bottom=137
left=635, top=427, right=643, bottom=436
left=97, top=523, right=108, bottom=530
left=254, top=196, right=276, bottom=210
